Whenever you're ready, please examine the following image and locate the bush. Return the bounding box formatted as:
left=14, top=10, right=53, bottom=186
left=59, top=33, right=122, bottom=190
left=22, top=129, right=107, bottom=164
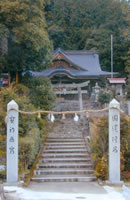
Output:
left=0, top=170, right=6, bottom=180
left=0, top=84, right=40, bottom=137
left=19, top=127, right=42, bottom=170
left=90, top=115, right=129, bottom=180
left=95, top=156, right=108, bottom=180
left=22, top=76, right=56, bottom=110
left=98, top=90, right=110, bottom=105
left=0, top=83, right=47, bottom=178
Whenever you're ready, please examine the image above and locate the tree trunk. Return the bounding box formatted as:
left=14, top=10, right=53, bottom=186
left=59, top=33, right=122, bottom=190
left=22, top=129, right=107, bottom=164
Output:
left=16, top=72, right=18, bottom=84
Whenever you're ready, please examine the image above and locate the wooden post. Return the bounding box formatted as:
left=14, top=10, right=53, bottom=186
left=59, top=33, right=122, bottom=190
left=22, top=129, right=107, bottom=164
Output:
left=108, top=99, right=123, bottom=184
left=7, top=100, right=19, bottom=183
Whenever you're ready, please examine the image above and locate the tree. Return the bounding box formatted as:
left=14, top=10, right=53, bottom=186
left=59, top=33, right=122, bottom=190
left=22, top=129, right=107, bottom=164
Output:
left=0, top=0, right=53, bottom=82
left=126, top=74, right=130, bottom=100
left=22, top=75, right=56, bottom=110
left=45, top=0, right=129, bottom=75
left=0, top=24, right=9, bottom=73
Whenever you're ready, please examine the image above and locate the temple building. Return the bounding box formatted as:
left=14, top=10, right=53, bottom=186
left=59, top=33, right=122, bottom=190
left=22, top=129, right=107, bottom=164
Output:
left=28, top=48, right=114, bottom=110
left=31, top=48, right=112, bottom=82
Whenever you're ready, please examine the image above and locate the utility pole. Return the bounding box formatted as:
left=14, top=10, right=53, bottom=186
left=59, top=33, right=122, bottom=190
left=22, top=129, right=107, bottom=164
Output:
left=111, top=35, right=113, bottom=78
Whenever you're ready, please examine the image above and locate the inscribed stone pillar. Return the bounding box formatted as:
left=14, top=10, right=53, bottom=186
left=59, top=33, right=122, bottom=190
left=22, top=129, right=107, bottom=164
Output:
left=108, top=99, right=123, bottom=184
left=7, top=100, right=19, bottom=183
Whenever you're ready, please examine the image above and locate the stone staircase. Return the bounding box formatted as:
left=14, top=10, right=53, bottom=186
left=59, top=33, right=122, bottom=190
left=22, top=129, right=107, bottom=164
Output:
left=54, top=100, right=91, bottom=112
left=31, top=137, right=96, bottom=182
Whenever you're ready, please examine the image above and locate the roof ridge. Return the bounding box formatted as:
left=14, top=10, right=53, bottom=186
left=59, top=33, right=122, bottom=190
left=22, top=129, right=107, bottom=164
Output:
left=63, top=49, right=97, bottom=55
left=53, top=48, right=97, bottom=56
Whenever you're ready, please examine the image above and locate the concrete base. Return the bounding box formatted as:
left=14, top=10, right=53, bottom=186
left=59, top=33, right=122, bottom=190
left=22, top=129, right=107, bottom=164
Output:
left=29, top=182, right=107, bottom=194
left=106, top=180, right=124, bottom=185
left=3, top=181, right=24, bottom=187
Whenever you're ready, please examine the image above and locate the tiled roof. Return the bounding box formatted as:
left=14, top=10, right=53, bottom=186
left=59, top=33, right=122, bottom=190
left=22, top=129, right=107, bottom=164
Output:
left=23, top=48, right=117, bottom=78
left=108, top=78, right=126, bottom=84
left=53, top=48, right=102, bottom=73
left=53, top=48, right=97, bottom=55
left=1, top=73, right=8, bottom=76
left=30, top=67, right=112, bottom=78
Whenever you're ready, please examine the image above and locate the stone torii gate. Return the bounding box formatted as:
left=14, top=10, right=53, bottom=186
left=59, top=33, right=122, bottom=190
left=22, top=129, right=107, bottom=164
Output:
left=52, top=80, right=90, bottom=111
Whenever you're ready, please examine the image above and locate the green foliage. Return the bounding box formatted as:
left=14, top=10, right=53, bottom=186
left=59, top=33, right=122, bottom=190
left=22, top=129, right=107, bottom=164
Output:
left=123, top=48, right=130, bottom=74
left=19, top=127, right=43, bottom=170
left=0, top=83, right=47, bottom=177
left=95, top=156, right=108, bottom=180
left=126, top=74, right=130, bottom=100
left=0, top=0, right=129, bottom=77
left=0, top=84, right=37, bottom=137
left=90, top=116, right=129, bottom=180
left=0, top=0, right=53, bottom=79
left=0, top=135, right=6, bottom=169
left=22, top=76, right=56, bottom=110
left=0, top=169, right=6, bottom=180
left=0, top=24, right=9, bottom=72
left=98, top=90, right=110, bottom=105
left=46, top=0, right=129, bottom=75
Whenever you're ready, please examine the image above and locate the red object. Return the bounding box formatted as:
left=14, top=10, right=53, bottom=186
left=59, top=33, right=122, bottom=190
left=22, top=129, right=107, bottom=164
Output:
left=2, top=79, right=8, bottom=84
left=108, top=78, right=126, bottom=84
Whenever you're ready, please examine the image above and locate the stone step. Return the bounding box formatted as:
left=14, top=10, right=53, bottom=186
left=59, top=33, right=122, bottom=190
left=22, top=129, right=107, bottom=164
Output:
left=47, top=138, right=84, bottom=142
left=37, top=163, right=93, bottom=168
left=41, top=153, right=89, bottom=158
left=39, top=158, right=91, bottom=163
left=31, top=175, right=96, bottom=182
left=46, top=142, right=85, bottom=146
left=34, top=169, right=94, bottom=176
left=45, top=145, right=86, bottom=149
left=53, top=125, right=81, bottom=128
left=44, top=149, right=87, bottom=153
left=31, top=136, right=95, bottom=183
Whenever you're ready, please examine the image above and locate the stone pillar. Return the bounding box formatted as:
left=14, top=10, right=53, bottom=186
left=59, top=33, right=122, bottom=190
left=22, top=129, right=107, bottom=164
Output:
left=7, top=100, right=19, bottom=183
left=78, top=87, right=83, bottom=119
left=108, top=99, right=123, bottom=184
left=78, top=87, right=83, bottom=111
left=127, top=101, right=130, bottom=115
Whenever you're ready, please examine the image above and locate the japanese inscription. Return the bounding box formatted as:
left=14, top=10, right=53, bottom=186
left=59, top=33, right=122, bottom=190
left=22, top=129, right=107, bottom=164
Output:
left=112, top=146, right=118, bottom=153
left=111, top=114, right=119, bottom=154
left=9, top=136, right=15, bottom=142
left=112, top=136, right=118, bottom=143
left=109, top=99, right=121, bottom=183
left=7, top=100, right=18, bottom=183
left=9, top=116, right=15, bottom=124
left=112, top=114, right=118, bottom=121
left=9, top=146, right=15, bottom=154
left=9, top=127, right=15, bottom=133
left=8, top=115, right=15, bottom=154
